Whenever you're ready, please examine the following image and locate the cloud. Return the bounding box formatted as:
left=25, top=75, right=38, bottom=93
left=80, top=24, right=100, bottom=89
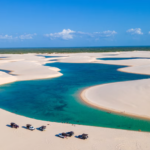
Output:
left=148, top=31, right=150, bottom=34
left=45, top=29, right=117, bottom=40
left=0, top=33, right=37, bottom=40
left=94, top=30, right=117, bottom=37
left=127, top=28, right=143, bottom=35
left=45, top=29, right=75, bottom=40
left=19, top=33, right=37, bottom=39
left=0, top=35, right=13, bottom=39
left=76, top=31, right=93, bottom=37
left=76, top=30, right=117, bottom=39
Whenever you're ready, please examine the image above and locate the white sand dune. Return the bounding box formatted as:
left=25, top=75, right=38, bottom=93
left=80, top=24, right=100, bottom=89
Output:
left=81, top=79, right=150, bottom=119
left=119, top=64, right=150, bottom=75
left=0, top=54, right=62, bottom=85
left=0, top=52, right=150, bottom=149
left=0, top=60, right=62, bottom=81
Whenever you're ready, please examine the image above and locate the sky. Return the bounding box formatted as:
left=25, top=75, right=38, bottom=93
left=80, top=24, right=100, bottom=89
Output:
left=0, top=0, right=150, bottom=48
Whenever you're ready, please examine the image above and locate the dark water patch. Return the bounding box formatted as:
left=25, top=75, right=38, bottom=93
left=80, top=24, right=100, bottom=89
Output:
left=0, top=69, right=16, bottom=76
left=0, top=57, right=7, bottom=58
left=102, top=54, right=118, bottom=56
left=50, top=59, right=58, bottom=61
left=98, top=57, right=150, bottom=61
left=36, top=55, right=63, bottom=58
left=0, top=69, right=11, bottom=74
left=0, top=63, right=150, bottom=131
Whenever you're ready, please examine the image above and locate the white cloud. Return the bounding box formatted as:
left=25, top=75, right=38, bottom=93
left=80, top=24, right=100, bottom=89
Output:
left=45, top=29, right=75, bottom=40
left=148, top=31, right=150, bottom=34
left=127, top=28, right=143, bottom=35
left=19, top=33, right=37, bottom=39
left=0, top=35, right=13, bottom=39
left=77, top=31, right=93, bottom=37
left=45, top=29, right=117, bottom=40
left=0, top=33, right=37, bottom=40
left=94, top=30, right=117, bottom=37
left=76, top=30, right=117, bottom=38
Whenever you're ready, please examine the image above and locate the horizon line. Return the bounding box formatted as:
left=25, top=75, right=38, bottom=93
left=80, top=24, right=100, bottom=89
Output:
left=1, top=46, right=150, bottom=49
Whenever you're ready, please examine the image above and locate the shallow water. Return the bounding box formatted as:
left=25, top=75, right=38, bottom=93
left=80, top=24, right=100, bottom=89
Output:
left=0, top=62, right=150, bottom=131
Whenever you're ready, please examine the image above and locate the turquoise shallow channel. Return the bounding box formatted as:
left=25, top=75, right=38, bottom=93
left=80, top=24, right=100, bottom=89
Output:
left=0, top=62, right=150, bottom=132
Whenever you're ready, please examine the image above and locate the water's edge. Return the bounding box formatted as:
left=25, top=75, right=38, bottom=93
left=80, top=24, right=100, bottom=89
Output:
left=0, top=62, right=150, bottom=132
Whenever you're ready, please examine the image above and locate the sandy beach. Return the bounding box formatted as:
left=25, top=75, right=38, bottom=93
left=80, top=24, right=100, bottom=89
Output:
left=0, top=51, right=150, bottom=149
left=1, top=108, right=150, bottom=150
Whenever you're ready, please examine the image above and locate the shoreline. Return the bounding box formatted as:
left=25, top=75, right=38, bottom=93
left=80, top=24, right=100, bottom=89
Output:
left=1, top=52, right=150, bottom=121
left=80, top=84, right=150, bottom=121
left=1, top=107, right=150, bottom=134
left=117, top=67, right=150, bottom=75
left=1, top=108, right=150, bottom=150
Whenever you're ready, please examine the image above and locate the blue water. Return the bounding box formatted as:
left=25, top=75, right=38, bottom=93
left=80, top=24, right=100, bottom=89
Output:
left=0, top=69, right=16, bottom=76
left=50, top=59, right=58, bottom=61
left=37, top=55, right=63, bottom=59
left=98, top=57, right=150, bottom=60
left=36, top=55, right=61, bottom=61
left=0, top=69, right=12, bottom=74
left=0, top=62, right=150, bottom=131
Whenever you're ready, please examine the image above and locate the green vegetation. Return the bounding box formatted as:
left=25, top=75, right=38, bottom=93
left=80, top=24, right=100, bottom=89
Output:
left=0, top=46, right=150, bottom=54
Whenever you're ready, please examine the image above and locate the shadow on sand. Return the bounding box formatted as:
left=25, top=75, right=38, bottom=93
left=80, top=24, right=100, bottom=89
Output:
left=6, top=124, right=12, bottom=128
left=22, top=126, right=27, bottom=129
left=36, top=127, right=43, bottom=131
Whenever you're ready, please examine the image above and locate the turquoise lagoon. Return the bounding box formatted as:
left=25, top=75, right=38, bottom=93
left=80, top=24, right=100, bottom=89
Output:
left=0, top=62, right=150, bottom=131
